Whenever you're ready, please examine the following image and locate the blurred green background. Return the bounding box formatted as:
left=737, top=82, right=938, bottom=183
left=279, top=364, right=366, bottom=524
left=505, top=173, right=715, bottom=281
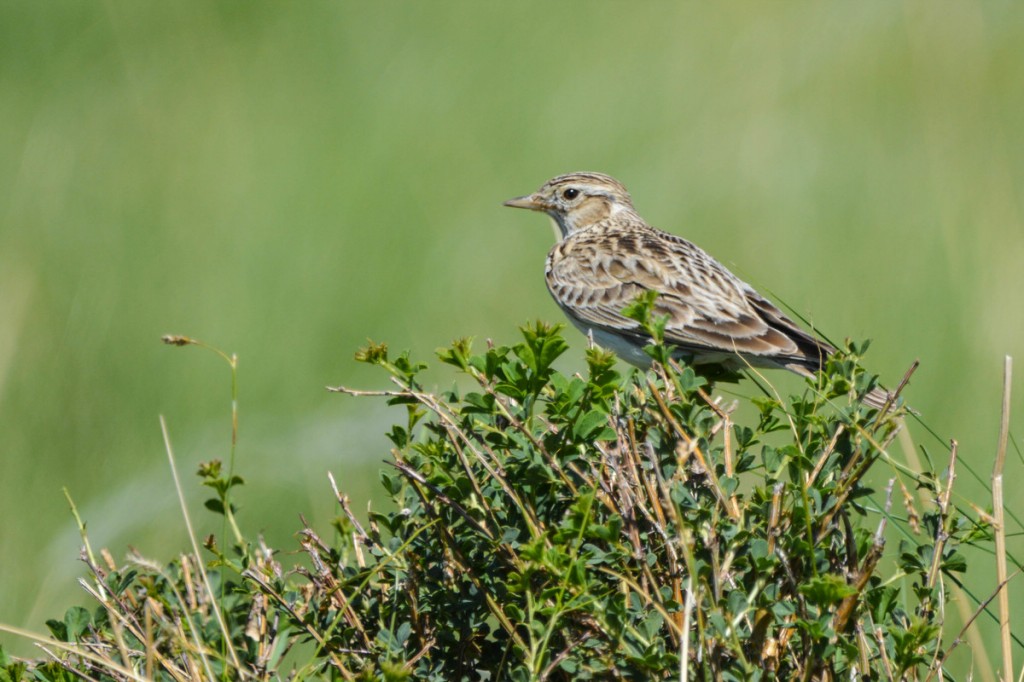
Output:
left=2, top=1, right=1022, bottom=671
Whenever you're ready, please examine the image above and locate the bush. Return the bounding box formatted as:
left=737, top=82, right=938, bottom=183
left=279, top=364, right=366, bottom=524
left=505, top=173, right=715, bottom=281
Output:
left=0, top=324, right=1011, bottom=681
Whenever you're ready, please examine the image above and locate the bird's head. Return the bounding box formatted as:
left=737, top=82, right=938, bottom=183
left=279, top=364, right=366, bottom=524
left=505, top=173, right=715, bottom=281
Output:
left=504, top=172, right=635, bottom=239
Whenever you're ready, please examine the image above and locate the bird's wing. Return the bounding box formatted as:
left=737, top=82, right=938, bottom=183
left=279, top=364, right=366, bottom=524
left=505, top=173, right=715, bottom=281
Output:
left=545, top=226, right=833, bottom=366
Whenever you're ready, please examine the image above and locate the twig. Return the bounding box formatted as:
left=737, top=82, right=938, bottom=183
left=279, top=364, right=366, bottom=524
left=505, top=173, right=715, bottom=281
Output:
left=834, top=479, right=893, bottom=633
left=646, top=377, right=740, bottom=520
left=680, top=574, right=695, bottom=682
left=807, top=424, right=845, bottom=488
left=925, top=440, right=959, bottom=592
left=874, top=358, right=919, bottom=424
left=158, top=416, right=241, bottom=675
left=926, top=569, right=1022, bottom=681
left=993, top=356, right=1013, bottom=682
left=389, top=459, right=495, bottom=541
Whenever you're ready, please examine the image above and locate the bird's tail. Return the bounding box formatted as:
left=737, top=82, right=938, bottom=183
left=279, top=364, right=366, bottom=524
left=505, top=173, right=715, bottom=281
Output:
left=863, top=386, right=895, bottom=411
left=785, top=362, right=904, bottom=413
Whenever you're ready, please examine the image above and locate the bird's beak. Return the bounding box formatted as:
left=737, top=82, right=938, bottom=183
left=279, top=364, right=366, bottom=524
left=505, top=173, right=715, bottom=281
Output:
left=503, top=193, right=546, bottom=211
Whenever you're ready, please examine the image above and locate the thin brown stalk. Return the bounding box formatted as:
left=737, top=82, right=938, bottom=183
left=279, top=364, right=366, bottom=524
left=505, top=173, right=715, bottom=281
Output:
left=646, top=377, right=740, bottom=520
left=390, top=459, right=496, bottom=541
left=872, top=358, right=919, bottom=425
left=158, top=416, right=241, bottom=674
left=615, top=417, right=646, bottom=559
left=993, top=355, right=1013, bottom=682
left=925, top=569, right=1022, bottom=682
left=298, top=528, right=372, bottom=646
left=807, top=424, right=845, bottom=488
left=816, top=445, right=877, bottom=540
left=616, top=424, right=683, bottom=602
left=696, top=387, right=742, bottom=516
left=329, top=472, right=371, bottom=541
left=696, top=387, right=734, bottom=473
left=390, top=457, right=529, bottom=653
left=873, top=626, right=897, bottom=682
left=474, top=371, right=578, bottom=493
left=597, top=568, right=685, bottom=639
left=336, top=380, right=552, bottom=540
left=834, top=479, right=893, bottom=633
left=75, top=579, right=184, bottom=680
left=680, top=575, right=695, bottom=682
left=413, top=386, right=546, bottom=536
left=243, top=570, right=355, bottom=678
left=624, top=420, right=669, bottom=532
left=0, top=624, right=149, bottom=682
left=766, top=482, right=784, bottom=555
left=446, top=421, right=523, bottom=535
left=925, top=440, right=959, bottom=592
left=632, top=439, right=685, bottom=642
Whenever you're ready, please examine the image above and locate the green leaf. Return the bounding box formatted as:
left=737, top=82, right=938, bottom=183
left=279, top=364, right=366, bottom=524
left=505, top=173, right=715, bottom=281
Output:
left=45, top=619, right=68, bottom=642
left=573, top=409, right=610, bottom=440
left=517, top=321, right=568, bottom=378
left=941, top=550, right=967, bottom=573
left=354, top=340, right=389, bottom=364
left=761, top=445, right=783, bottom=472
left=197, top=459, right=222, bottom=479
left=798, top=574, right=857, bottom=606
left=63, top=606, right=91, bottom=641
left=387, top=425, right=409, bottom=448
left=112, top=569, right=138, bottom=596
left=621, top=290, right=658, bottom=329
left=436, top=337, right=474, bottom=370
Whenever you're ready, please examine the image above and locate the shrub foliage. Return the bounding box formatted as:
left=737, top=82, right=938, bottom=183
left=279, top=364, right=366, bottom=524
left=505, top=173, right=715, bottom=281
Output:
left=1, top=323, right=991, bottom=681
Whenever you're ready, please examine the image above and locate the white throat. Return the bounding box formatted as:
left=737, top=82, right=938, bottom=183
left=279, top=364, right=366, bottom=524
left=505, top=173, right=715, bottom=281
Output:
left=547, top=215, right=567, bottom=241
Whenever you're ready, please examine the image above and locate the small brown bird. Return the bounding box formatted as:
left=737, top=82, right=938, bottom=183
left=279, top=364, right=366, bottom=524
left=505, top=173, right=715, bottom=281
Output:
left=504, top=171, right=890, bottom=407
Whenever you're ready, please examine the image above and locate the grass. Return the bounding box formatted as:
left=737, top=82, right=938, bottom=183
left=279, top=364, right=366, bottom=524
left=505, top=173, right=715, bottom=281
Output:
left=0, top=328, right=1020, bottom=679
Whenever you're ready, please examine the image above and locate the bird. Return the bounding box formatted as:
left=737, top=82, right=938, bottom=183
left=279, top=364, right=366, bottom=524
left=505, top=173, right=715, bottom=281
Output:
left=504, top=171, right=892, bottom=409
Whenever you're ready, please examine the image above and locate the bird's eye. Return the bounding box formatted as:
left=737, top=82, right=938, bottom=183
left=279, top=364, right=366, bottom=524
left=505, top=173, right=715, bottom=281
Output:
left=562, top=188, right=580, bottom=200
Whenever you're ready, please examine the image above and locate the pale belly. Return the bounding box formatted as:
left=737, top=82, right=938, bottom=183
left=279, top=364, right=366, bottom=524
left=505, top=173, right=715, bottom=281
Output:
left=566, top=317, right=786, bottom=372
